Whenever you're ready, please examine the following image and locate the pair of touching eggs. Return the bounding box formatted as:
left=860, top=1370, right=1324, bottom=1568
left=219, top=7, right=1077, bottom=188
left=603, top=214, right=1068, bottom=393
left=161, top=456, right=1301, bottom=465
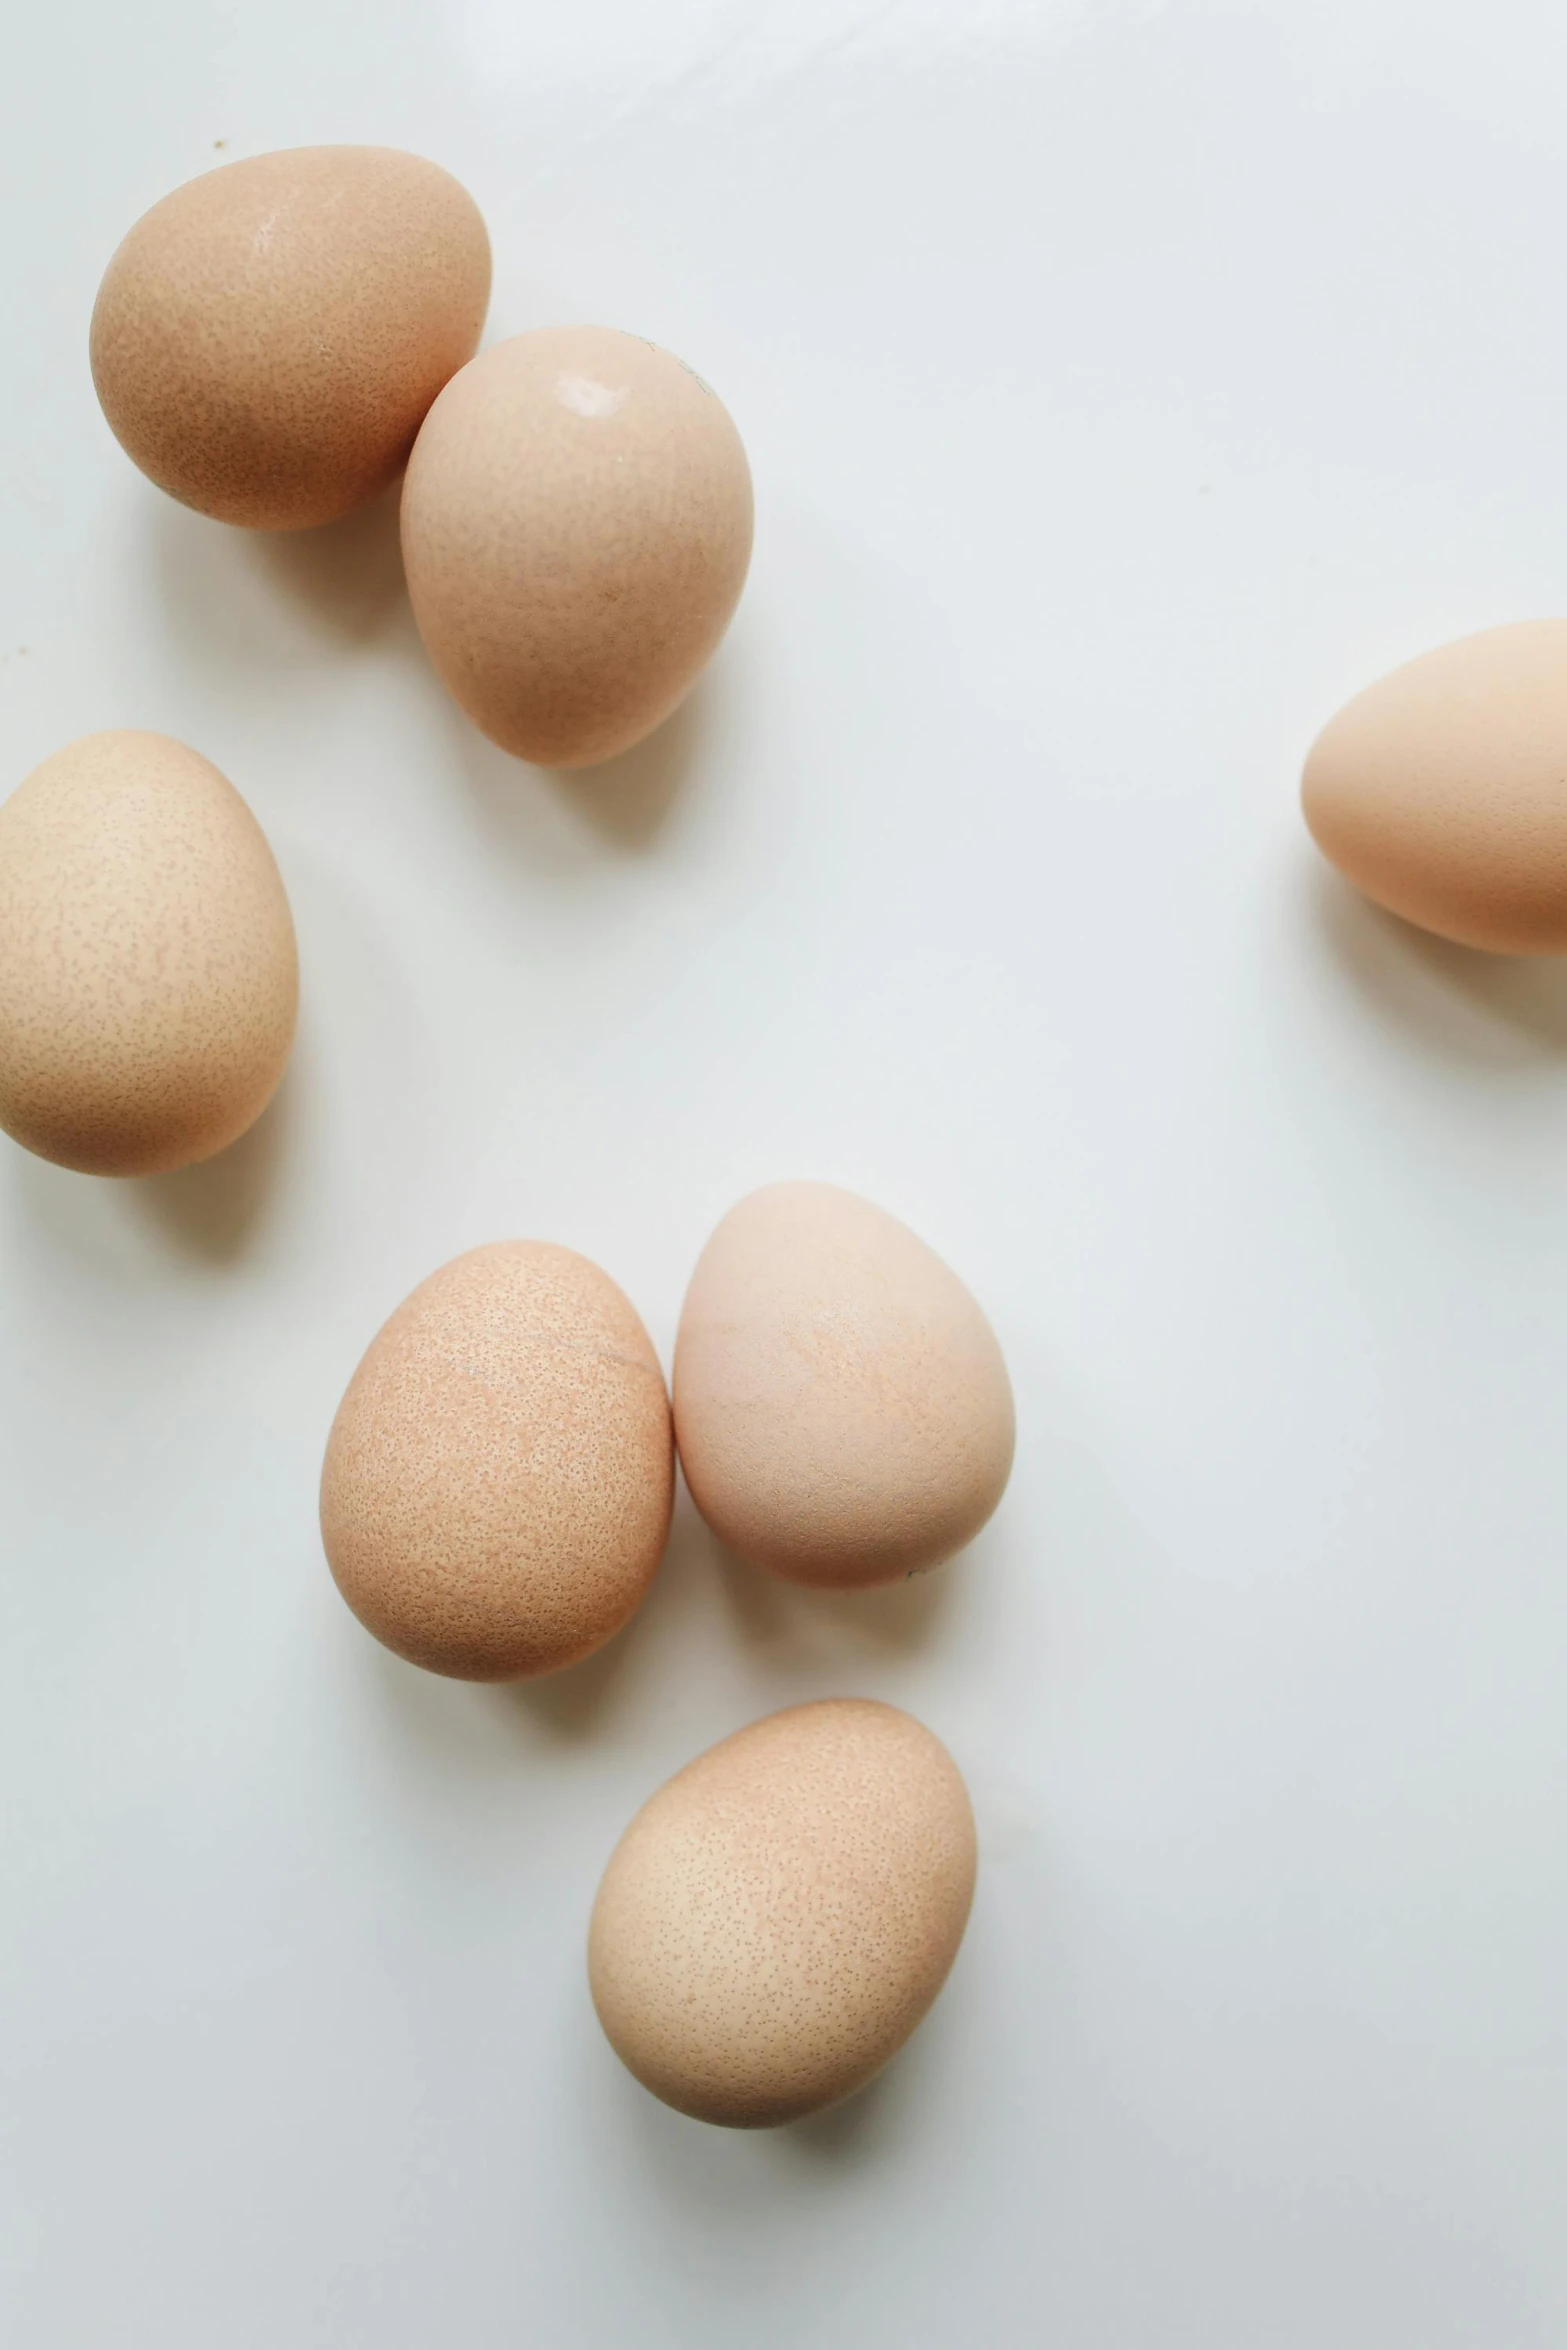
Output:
left=320, top=1191, right=1011, bottom=2127
left=90, top=143, right=753, bottom=768
left=320, top=1186, right=1017, bottom=1676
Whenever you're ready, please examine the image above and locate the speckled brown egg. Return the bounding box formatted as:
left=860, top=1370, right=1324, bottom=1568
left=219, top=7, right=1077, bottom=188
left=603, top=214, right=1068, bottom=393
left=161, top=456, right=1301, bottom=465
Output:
left=673, top=1183, right=1014, bottom=1589
left=400, top=326, right=753, bottom=767
left=0, top=731, right=297, bottom=1176
left=589, top=1698, right=977, bottom=2128
left=1303, top=620, right=1567, bottom=953
left=90, top=145, right=491, bottom=530
left=320, top=1241, right=674, bottom=1680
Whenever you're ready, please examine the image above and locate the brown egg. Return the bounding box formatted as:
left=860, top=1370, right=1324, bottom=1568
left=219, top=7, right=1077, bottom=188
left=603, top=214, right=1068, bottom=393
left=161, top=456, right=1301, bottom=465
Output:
left=0, top=731, right=297, bottom=1176
left=400, top=326, right=753, bottom=767
left=90, top=145, right=491, bottom=530
left=589, top=1698, right=977, bottom=2128
left=673, top=1183, right=1014, bottom=1589
left=1303, top=620, right=1567, bottom=953
left=321, top=1241, right=674, bottom=1680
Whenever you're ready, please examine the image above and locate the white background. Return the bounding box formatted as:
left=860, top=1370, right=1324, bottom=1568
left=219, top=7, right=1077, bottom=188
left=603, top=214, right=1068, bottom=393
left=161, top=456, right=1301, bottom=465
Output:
left=4, top=2, right=1567, bottom=2342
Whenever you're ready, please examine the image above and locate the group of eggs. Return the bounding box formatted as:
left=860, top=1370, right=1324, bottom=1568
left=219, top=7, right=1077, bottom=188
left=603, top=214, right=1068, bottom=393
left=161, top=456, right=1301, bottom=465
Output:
left=324, top=1195, right=1010, bottom=2128
left=2, top=137, right=1558, bottom=2130
left=0, top=142, right=1006, bottom=2131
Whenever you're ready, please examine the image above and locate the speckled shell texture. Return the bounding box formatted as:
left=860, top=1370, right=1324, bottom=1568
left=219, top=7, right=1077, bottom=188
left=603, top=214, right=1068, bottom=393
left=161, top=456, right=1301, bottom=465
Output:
left=589, top=1698, right=977, bottom=2128
left=673, top=1182, right=1015, bottom=1589
left=1302, top=620, right=1567, bottom=954
left=0, top=731, right=297, bottom=1176
left=321, top=1241, right=674, bottom=1681
left=400, top=326, right=753, bottom=767
left=90, top=145, right=491, bottom=530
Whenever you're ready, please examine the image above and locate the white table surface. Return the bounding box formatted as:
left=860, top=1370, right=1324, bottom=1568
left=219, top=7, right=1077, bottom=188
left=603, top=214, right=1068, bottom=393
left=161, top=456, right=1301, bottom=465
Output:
left=5, top=3, right=1567, bottom=2342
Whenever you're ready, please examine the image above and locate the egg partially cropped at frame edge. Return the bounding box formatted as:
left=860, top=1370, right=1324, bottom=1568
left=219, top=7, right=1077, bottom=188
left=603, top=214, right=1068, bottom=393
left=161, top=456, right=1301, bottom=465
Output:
left=0, top=731, right=297, bottom=1177
left=1303, top=619, right=1567, bottom=954
left=90, top=145, right=491, bottom=530
left=673, top=1182, right=1015, bottom=1588
left=320, top=1241, right=674, bottom=1680
left=589, top=1698, right=978, bottom=2128
left=401, top=326, right=753, bottom=767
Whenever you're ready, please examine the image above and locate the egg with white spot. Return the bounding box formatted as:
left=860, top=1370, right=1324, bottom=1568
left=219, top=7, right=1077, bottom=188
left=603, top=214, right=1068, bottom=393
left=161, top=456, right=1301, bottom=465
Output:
left=400, top=326, right=753, bottom=767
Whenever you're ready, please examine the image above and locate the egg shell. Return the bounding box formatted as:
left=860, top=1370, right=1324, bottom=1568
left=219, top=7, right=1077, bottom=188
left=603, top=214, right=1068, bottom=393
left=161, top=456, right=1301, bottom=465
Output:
left=588, top=1698, right=977, bottom=2128
left=672, top=1182, right=1015, bottom=1588
left=0, top=731, right=297, bottom=1176
left=400, top=326, right=753, bottom=767
left=320, top=1241, right=674, bottom=1681
left=1302, top=619, right=1567, bottom=954
left=90, top=145, right=491, bottom=530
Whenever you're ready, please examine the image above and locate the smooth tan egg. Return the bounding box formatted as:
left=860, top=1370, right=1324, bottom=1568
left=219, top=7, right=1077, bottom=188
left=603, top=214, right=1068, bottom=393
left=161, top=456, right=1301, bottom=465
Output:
left=0, top=731, right=297, bottom=1176
left=321, top=1241, right=674, bottom=1681
left=91, top=145, right=491, bottom=530
left=589, top=1699, right=976, bottom=2128
left=1303, top=620, right=1567, bottom=954
left=673, top=1183, right=1014, bottom=1589
left=400, top=326, right=753, bottom=767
